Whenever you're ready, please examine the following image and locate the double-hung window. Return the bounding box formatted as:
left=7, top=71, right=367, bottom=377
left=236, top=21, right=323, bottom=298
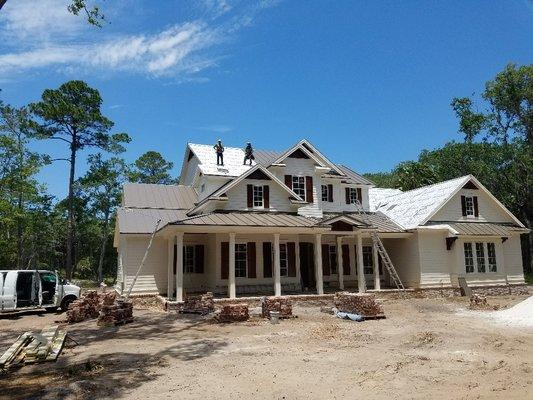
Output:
left=329, top=245, right=338, bottom=274
left=184, top=245, right=195, bottom=273
left=349, top=188, right=359, bottom=204
left=464, top=243, right=474, bottom=273
left=487, top=243, right=497, bottom=272
left=362, top=246, right=373, bottom=274
left=465, top=196, right=474, bottom=216
left=321, top=185, right=328, bottom=202
left=279, top=244, right=288, bottom=277
left=235, top=244, right=247, bottom=277
left=475, top=242, right=485, bottom=273
left=253, top=185, right=264, bottom=208
left=292, top=176, right=306, bottom=199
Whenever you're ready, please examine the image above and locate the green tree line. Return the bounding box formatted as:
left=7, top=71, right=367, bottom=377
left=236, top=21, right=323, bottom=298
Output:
left=0, top=81, right=174, bottom=282
left=364, top=64, right=532, bottom=273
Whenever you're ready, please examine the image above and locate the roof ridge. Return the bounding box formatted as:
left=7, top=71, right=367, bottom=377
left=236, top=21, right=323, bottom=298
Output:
left=388, top=175, right=470, bottom=196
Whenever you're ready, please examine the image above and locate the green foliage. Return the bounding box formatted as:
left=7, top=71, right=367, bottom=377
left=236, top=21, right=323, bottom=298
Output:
left=67, top=0, right=105, bottom=27
left=128, top=151, right=174, bottom=184
left=362, top=171, right=398, bottom=188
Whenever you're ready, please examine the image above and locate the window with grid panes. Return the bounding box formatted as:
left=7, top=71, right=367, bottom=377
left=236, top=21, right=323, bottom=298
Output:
left=235, top=244, right=247, bottom=277
left=475, top=242, right=485, bottom=273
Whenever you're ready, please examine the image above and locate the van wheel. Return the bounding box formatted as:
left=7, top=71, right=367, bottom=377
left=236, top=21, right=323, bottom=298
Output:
left=60, top=296, right=75, bottom=311
left=44, top=306, right=59, bottom=313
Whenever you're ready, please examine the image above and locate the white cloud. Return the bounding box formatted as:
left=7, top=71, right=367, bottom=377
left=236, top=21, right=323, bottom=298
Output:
left=0, top=0, right=279, bottom=80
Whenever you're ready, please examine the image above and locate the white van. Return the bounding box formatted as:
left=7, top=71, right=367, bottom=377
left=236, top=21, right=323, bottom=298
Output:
left=0, top=270, right=81, bottom=313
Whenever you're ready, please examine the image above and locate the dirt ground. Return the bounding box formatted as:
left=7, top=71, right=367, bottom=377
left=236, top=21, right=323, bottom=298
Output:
left=0, top=295, right=532, bottom=400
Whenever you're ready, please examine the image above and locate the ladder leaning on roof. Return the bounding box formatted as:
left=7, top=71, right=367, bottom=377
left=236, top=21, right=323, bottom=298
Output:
left=352, top=199, right=405, bottom=292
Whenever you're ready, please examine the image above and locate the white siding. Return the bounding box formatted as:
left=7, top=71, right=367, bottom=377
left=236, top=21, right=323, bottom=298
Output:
left=183, top=156, right=199, bottom=186
left=418, top=230, right=453, bottom=287
left=383, top=235, right=420, bottom=288
left=320, top=179, right=370, bottom=213
left=432, top=188, right=517, bottom=223
left=224, top=179, right=294, bottom=212
left=503, top=236, right=525, bottom=284
left=123, top=236, right=168, bottom=294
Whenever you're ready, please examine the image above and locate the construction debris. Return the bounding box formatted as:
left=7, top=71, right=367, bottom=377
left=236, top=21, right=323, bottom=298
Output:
left=66, top=291, right=117, bottom=323
left=97, top=299, right=134, bottom=327
left=217, top=304, right=249, bottom=323
left=469, top=294, right=497, bottom=310
left=261, top=296, right=293, bottom=319
left=0, top=325, right=67, bottom=369
left=176, top=292, right=215, bottom=315
left=334, top=292, right=384, bottom=318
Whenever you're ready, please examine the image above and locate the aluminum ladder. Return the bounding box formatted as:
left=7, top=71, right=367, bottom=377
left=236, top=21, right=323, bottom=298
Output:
left=352, top=199, right=405, bottom=291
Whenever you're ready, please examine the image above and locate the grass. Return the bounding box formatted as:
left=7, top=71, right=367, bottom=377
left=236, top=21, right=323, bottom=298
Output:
left=525, top=272, right=533, bottom=285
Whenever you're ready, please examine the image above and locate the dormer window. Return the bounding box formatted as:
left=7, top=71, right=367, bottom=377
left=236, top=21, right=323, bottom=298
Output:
left=465, top=196, right=474, bottom=216
left=321, top=184, right=333, bottom=202
left=345, top=187, right=362, bottom=205
left=292, top=176, right=306, bottom=198
left=253, top=185, right=264, bottom=208
left=461, top=195, right=479, bottom=217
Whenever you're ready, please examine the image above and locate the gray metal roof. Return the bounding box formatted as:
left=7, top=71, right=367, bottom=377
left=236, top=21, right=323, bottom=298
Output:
left=117, top=208, right=189, bottom=234
left=173, top=212, right=321, bottom=228
left=123, top=183, right=197, bottom=209
left=336, top=165, right=374, bottom=186
left=436, top=222, right=527, bottom=236
left=321, top=212, right=405, bottom=233
left=254, top=149, right=283, bottom=166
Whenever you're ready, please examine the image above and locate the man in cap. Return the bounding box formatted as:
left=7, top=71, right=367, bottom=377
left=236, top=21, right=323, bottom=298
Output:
left=214, top=139, right=224, bottom=165
left=243, top=142, right=255, bottom=165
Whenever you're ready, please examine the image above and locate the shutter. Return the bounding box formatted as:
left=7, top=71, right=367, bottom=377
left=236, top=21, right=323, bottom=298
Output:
left=247, top=184, right=253, bottom=208
left=305, top=176, right=314, bottom=203
left=173, top=244, right=177, bottom=274
left=461, top=195, right=467, bottom=216
left=195, top=245, right=204, bottom=273
left=345, top=187, right=350, bottom=204
left=221, top=242, right=229, bottom=279
left=264, top=185, right=270, bottom=209
left=473, top=196, right=479, bottom=217
left=342, top=244, right=350, bottom=275
left=247, top=242, right=256, bottom=278
left=322, top=244, right=330, bottom=275
left=287, top=242, right=296, bottom=277
left=263, top=242, right=273, bottom=277
left=284, top=175, right=292, bottom=189
left=327, top=184, right=333, bottom=202
left=357, top=188, right=362, bottom=203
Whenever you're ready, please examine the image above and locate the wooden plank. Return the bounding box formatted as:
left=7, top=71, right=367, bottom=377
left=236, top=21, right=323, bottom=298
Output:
left=0, top=332, right=32, bottom=368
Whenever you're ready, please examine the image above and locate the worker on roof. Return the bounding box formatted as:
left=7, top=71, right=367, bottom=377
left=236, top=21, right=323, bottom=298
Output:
left=243, top=141, right=255, bottom=165
left=214, top=139, right=224, bottom=165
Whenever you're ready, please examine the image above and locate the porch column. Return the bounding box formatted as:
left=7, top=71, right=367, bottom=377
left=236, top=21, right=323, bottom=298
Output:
left=356, top=233, right=366, bottom=293
left=372, top=242, right=381, bottom=291
left=336, top=236, right=344, bottom=290
left=175, top=232, right=184, bottom=302
left=314, top=234, right=324, bottom=295
left=273, top=233, right=281, bottom=296
left=229, top=233, right=236, bottom=299
left=167, top=236, right=175, bottom=299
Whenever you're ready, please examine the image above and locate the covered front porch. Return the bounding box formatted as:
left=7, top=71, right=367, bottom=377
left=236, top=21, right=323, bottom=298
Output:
left=164, top=225, right=410, bottom=301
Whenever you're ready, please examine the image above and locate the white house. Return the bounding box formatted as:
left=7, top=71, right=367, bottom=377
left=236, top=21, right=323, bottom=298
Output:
left=114, top=139, right=528, bottom=300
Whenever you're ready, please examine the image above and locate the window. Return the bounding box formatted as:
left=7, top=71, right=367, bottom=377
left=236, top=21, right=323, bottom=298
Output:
left=348, top=188, right=359, bottom=204
left=184, top=246, right=195, bottom=273
left=487, top=243, right=497, bottom=272
left=253, top=185, right=264, bottom=208
left=321, top=185, right=328, bottom=202
left=279, top=244, right=288, bottom=277
left=465, top=196, right=474, bottom=216
left=200, top=183, right=206, bottom=193
left=475, top=242, right=485, bottom=273
left=362, top=246, right=373, bottom=274
left=329, top=245, right=338, bottom=274
left=464, top=243, right=474, bottom=273
left=292, top=176, right=306, bottom=198
left=235, top=243, right=247, bottom=277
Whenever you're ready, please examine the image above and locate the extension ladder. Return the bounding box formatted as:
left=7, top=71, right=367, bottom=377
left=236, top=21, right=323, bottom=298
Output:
left=352, top=199, right=405, bottom=291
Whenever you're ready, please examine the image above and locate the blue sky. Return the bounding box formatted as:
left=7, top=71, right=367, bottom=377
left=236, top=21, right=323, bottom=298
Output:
left=0, top=0, right=532, bottom=199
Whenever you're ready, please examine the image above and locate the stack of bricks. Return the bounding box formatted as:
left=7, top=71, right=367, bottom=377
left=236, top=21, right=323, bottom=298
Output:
left=333, top=292, right=383, bottom=317
left=66, top=291, right=103, bottom=323
left=176, top=292, right=215, bottom=315
left=217, top=304, right=249, bottom=323
left=97, top=298, right=134, bottom=327
left=261, top=296, right=293, bottom=318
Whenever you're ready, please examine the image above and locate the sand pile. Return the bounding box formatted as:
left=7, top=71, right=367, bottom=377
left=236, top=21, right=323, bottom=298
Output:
left=486, top=296, right=533, bottom=328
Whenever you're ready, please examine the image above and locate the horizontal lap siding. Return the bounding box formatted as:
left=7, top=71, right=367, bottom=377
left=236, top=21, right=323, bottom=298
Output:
left=503, top=236, right=525, bottom=284
left=381, top=236, right=420, bottom=288
left=418, top=231, right=452, bottom=287
left=225, top=179, right=293, bottom=212
left=123, top=236, right=168, bottom=294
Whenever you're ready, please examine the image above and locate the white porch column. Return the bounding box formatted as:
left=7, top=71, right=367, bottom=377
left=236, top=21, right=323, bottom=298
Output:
left=228, top=233, right=236, bottom=299
left=356, top=233, right=366, bottom=293
left=337, top=236, right=344, bottom=290
left=175, top=232, right=184, bottom=302
left=273, top=233, right=281, bottom=296
left=167, top=236, right=175, bottom=299
left=314, top=234, right=324, bottom=295
left=372, top=243, right=381, bottom=291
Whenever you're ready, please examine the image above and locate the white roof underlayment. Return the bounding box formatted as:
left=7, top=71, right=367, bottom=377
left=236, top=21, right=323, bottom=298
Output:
left=189, top=143, right=257, bottom=177
left=370, top=175, right=471, bottom=229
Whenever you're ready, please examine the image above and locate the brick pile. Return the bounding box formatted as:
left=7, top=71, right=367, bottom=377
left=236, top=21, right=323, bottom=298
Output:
left=97, top=298, right=134, bottom=326
left=333, top=292, right=383, bottom=317
left=469, top=293, right=495, bottom=310
left=261, top=296, right=293, bottom=318
left=66, top=291, right=111, bottom=323
left=177, top=292, right=215, bottom=315
left=217, top=304, right=249, bottom=323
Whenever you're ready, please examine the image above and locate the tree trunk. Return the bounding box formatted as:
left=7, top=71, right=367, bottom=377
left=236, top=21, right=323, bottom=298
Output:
left=66, top=139, right=77, bottom=280
left=97, top=212, right=109, bottom=283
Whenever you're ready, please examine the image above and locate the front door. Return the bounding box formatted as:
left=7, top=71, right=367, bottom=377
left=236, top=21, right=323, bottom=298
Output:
left=299, top=242, right=315, bottom=290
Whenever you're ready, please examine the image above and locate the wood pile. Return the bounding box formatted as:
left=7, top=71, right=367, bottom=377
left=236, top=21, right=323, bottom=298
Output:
left=333, top=292, right=383, bottom=317
left=177, top=292, right=215, bottom=315
left=261, top=296, right=293, bottom=318
left=97, top=299, right=134, bottom=327
left=217, top=304, right=249, bottom=323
